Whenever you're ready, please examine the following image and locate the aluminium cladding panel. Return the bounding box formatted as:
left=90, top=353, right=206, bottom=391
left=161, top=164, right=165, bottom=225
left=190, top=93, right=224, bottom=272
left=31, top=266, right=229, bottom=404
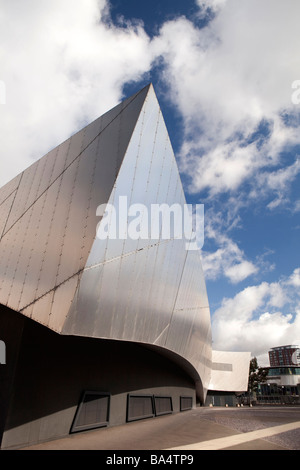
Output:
left=0, top=173, right=22, bottom=237
left=84, top=85, right=185, bottom=268
left=0, top=133, right=84, bottom=311
left=1, top=85, right=149, bottom=238
left=62, top=86, right=188, bottom=340
left=172, top=250, right=210, bottom=312
left=0, top=192, right=16, bottom=239
left=201, top=338, right=213, bottom=393
left=0, top=159, right=86, bottom=314
left=0, top=173, right=22, bottom=206
left=0, top=86, right=150, bottom=326
left=3, top=138, right=73, bottom=234
left=63, top=86, right=212, bottom=394
left=64, top=91, right=186, bottom=343
left=161, top=249, right=212, bottom=396
left=83, top=85, right=175, bottom=267
left=209, top=350, right=251, bottom=392
left=64, top=237, right=187, bottom=342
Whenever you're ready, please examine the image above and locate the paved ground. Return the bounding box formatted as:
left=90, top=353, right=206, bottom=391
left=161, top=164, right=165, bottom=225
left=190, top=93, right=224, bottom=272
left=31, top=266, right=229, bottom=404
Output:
left=21, top=406, right=300, bottom=451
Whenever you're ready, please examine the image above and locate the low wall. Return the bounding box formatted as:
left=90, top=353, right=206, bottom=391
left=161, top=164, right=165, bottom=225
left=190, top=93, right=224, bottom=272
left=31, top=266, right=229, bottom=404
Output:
left=1, top=308, right=196, bottom=449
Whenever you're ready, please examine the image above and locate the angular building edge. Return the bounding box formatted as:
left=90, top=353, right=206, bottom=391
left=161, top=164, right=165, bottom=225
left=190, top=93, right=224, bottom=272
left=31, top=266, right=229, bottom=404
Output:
left=209, top=350, right=251, bottom=392
left=0, top=84, right=250, bottom=448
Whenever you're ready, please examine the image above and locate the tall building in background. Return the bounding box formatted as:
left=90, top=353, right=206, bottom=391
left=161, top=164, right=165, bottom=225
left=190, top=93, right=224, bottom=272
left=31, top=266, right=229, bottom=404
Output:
left=269, top=345, right=300, bottom=366
left=257, top=344, right=300, bottom=403
left=0, top=84, right=250, bottom=449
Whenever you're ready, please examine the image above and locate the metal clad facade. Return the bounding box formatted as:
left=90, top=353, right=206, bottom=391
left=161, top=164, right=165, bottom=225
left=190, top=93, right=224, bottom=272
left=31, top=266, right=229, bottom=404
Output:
left=0, top=86, right=149, bottom=329
left=0, top=84, right=212, bottom=401
left=209, top=350, right=251, bottom=392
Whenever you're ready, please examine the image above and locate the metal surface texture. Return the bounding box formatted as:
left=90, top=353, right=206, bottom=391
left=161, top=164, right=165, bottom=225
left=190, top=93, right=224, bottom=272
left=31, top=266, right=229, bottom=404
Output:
left=0, top=84, right=213, bottom=402
left=209, top=350, right=251, bottom=392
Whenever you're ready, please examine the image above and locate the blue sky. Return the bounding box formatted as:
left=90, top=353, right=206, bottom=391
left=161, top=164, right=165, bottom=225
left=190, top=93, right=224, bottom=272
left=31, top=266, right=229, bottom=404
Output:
left=0, top=0, right=299, bottom=364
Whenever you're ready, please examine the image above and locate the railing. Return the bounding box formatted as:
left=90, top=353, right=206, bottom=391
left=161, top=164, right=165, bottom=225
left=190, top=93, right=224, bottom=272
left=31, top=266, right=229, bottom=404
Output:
left=256, top=395, right=300, bottom=405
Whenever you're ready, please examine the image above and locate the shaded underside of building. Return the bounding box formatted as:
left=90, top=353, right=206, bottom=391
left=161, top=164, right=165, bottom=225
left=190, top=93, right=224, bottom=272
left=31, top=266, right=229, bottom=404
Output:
left=0, top=84, right=249, bottom=449
left=0, top=304, right=197, bottom=449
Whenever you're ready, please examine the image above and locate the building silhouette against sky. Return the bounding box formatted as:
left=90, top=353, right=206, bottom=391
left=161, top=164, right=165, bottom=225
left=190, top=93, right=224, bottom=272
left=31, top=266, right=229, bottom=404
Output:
left=0, top=84, right=250, bottom=449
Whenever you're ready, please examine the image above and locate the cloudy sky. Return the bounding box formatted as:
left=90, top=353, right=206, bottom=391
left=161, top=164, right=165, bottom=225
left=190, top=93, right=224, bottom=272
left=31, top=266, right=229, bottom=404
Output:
left=1, top=0, right=299, bottom=365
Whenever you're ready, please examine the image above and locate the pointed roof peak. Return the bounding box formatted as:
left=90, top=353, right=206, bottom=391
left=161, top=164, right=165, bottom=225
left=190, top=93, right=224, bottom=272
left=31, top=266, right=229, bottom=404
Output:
left=122, top=82, right=155, bottom=106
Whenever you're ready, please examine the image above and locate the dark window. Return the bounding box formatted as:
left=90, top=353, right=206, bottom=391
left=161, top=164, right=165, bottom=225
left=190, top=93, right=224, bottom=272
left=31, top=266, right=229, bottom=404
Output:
left=180, top=396, right=193, bottom=411
left=127, top=395, right=154, bottom=422
left=154, top=396, right=173, bottom=416
left=70, top=391, right=110, bottom=433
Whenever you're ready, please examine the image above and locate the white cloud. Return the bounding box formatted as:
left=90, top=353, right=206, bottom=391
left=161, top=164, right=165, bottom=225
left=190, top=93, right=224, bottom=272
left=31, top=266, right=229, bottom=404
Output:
left=294, top=200, right=300, bottom=212
left=201, top=240, right=258, bottom=284
left=264, top=158, right=300, bottom=210
left=224, top=261, right=258, bottom=284
left=200, top=207, right=259, bottom=283
left=151, top=1, right=300, bottom=200
left=182, top=141, right=258, bottom=196
left=262, top=158, right=300, bottom=192
left=2, top=0, right=300, bottom=204
left=0, top=0, right=299, bottom=367
left=288, top=268, right=300, bottom=287
left=196, top=0, right=228, bottom=13
left=211, top=271, right=300, bottom=364
left=0, top=0, right=153, bottom=187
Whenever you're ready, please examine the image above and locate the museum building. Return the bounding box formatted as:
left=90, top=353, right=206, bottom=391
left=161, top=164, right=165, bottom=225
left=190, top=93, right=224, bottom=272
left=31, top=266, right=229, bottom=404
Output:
left=0, top=84, right=250, bottom=449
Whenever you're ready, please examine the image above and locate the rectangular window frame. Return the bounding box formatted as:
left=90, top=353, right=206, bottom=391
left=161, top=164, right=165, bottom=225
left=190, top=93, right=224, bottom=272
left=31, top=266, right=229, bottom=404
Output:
left=126, top=394, right=155, bottom=422
left=180, top=395, right=193, bottom=411
left=70, top=390, right=111, bottom=433
left=153, top=396, right=173, bottom=417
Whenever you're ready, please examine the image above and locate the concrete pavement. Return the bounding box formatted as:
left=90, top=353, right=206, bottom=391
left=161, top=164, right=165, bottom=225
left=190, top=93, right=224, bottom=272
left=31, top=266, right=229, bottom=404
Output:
left=20, top=406, right=300, bottom=451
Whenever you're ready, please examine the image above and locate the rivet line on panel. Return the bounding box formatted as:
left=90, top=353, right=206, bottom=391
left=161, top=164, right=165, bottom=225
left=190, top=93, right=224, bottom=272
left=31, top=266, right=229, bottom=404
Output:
left=175, top=306, right=210, bottom=312
left=128, top=247, right=140, bottom=337
left=0, top=170, right=24, bottom=240
left=107, top=250, right=123, bottom=338
left=116, top=104, right=147, bottom=273
left=6, top=204, right=35, bottom=306
left=33, top=140, right=71, bottom=312
left=0, top=174, right=20, bottom=207
left=8, top=154, right=49, bottom=306
left=0, top=216, right=23, bottom=300
left=133, top=243, right=152, bottom=337
left=17, top=195, right=48, bottom=313
left=16, top=157, right=51, bottom=306
left=19, top=270, right=82, bottom=314
left=11, top=156, right=41, bottom=231
left=2, top=88, right=148, bottom=312
left=0, top=91, right=143, bottom=241
left=48, top=129, right=85, bottom=318
left=141, top=113, right=166, bottom=315
left=131, top=104, right=160, bottom=334
left=32, top=150, right=49, bottom=206
left=33, top=139, right=71, bottom=316
left=17, top=147, right=60, bottom=313
left=79, top=123, right=101, bottom=265
left=154, top=125, right=168, bottom=209
left=85, top=238, right=175, bottom=271
left=0, top=187, right=17, bottom=210
left=62, top=274, right=80, bottom=324
left=164, top=243, right=190, bottom=347
left=115, top=102, right=122, bottom=179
